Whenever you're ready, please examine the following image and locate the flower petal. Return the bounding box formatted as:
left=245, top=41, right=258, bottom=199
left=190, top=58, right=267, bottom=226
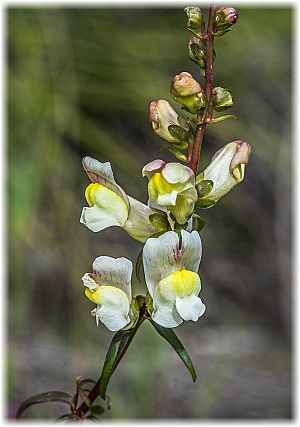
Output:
left=142, top=159, right=166, bottom=179
left=82, top=273, right=98, bottom=291
left=92, top=256, right=132, bottom=301
left=143, top=231, right=182, bottom=297
left=175, top=295, right=205, bottom=321
left=181, top=230, right=202, bottom=272
left=168, top=194, right=195, bottom=224
left=201, top=141, right=251, bottom=201
left=124, top=196, right=165, bottom=243
left=93, top=286, right=131, bottom=332
left=80, top=185, right=129, bottom=232
left=152, top=300, right=183, bottom=328
left=82, top=157, right=129, bottom=208
left=162, top=163, right=194, bottom=185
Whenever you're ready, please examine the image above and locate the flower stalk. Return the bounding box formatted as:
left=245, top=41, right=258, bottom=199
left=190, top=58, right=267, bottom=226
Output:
left=189, top=4, right=216, bottom=175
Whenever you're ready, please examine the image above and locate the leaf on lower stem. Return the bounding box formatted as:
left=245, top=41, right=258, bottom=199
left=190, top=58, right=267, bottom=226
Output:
left=99, top=317, right=144, bottom=400
left=149, top=320, right=197, bottom=382
left=16, top=391, right=75, bottom=419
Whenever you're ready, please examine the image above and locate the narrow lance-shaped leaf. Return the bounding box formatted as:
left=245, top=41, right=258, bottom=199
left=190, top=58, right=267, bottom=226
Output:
left=149, top=320, right=197, bottom=382
left=99, top=315, right=145, bottom=400
left=16, top=391, right=75, bottom=419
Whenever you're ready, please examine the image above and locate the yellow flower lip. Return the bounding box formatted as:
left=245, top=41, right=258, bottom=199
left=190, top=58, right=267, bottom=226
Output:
left=157, top=269, right=201, bottom=299
left=85, top=183, right=104, bottom=207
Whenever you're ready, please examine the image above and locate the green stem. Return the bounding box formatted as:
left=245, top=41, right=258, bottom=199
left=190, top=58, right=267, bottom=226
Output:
left=75, top=307, right=146, bottom=418
left=189, top=4, right=216, bottom=175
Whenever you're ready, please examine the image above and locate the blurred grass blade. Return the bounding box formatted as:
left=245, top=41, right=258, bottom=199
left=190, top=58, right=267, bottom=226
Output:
left=149, top=320, right=197, bottom=382
left=16, top=391, right=75, bottom=419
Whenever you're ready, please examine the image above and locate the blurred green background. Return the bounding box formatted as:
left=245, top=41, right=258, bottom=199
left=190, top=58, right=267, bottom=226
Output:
left=7, top=6, right=292, bottom=419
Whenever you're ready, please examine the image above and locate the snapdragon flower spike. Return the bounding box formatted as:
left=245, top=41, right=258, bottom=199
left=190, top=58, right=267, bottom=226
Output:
left=143, top=230, right=205, bottom=328
left=80, top=157, right=167, bottom=242
left=82, top=256, right=134, bottom=332
left=196, top=141, right=251, bottom=206
left=142, top=160, right=198, bottom=225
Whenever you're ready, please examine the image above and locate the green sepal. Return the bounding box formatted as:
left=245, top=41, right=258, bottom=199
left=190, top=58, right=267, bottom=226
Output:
left=177, top=116, right=190, bottom=130
left=135, top=247, right=143, bottom=283
left=174, top=93, right=207, bottom=114
left=209, top=114, right=237, bottom=123
left=149, top=320, right=197, bottom=382
left=145, top=292, right=154, bottom=316
left=196, top=179, right=213, bottom=198
left=195, top=172, right=204, bottom=184
left=195, top=198, right=216, bottom=209
left=213, top=27, right=234, bottom=37
left=149, top=211, right=169, bottom=229
left=192, top=213, right=206, bottom=232
left=213, top=104, right=234, bottom=112
left=164, top=147, right=188, bottom=163
left=16, top=391, right=75, bottom=419
left=187, top=27, right=207, bottom=40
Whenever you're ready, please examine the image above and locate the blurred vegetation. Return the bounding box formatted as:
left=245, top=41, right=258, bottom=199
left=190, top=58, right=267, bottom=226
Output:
left=8, top=6, right=292, bottom=419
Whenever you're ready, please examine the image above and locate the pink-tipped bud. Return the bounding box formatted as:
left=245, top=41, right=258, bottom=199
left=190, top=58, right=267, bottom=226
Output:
left=170, top=72, right=202, bottom=97
left=215, top=7, right=239, bottom=26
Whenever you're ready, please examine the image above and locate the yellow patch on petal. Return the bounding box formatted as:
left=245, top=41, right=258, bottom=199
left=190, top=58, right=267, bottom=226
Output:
left=85, top=287, right=102, bottom=305
left=85, top=183, right=102, bottom=206
left=232, top=163, right=245, bottom=182
left=156, top=269, right=201, bottom=302
left=84, top=183, right=128, bottom=226
left=148, top=173, right=174, bottom=200
left=85, top=285, right=129, bottom=306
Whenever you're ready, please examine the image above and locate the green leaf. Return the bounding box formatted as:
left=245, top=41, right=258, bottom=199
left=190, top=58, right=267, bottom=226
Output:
left=149, top=320, right=197, bottom=382
left=99, top=316, right=145, bottom=400
left=56, top=413, right=80, bottom=422
left=195, top=198, right=216, bottom=209
left=16, top=391, right=75, bottom=419
left=192, top=214, right=206, bottom=232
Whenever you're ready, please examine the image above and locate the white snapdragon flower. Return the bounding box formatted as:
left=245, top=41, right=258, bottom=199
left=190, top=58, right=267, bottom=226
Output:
left=143, top=230, right=205, bottom=328
left=142, top=160, right=198, bottom=225
left=80, top=157, right=167, bottom=242
left=82, top=256, right=135, bottom=332
left=196, top=141, right=251, bottom=206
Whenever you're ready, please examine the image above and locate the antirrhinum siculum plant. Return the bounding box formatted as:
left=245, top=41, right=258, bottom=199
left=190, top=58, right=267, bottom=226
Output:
left=17, top=5, right=251, bottom=421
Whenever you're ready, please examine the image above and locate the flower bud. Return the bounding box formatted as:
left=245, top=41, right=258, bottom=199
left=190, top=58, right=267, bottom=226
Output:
left=212, top=87, right=233, bottom=111
left=214, top=7, right=239, bottom=30
left=184, top=6, right=203, bottom=29
left=171, top=72, right=202, bottom=97
left=196, top=140, right=251, bottom=207
left=170, top=72, right=206, bottom=114
left=188, top=37, right=206, bottom=75
left=149, top=100, right=191, bottom=146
